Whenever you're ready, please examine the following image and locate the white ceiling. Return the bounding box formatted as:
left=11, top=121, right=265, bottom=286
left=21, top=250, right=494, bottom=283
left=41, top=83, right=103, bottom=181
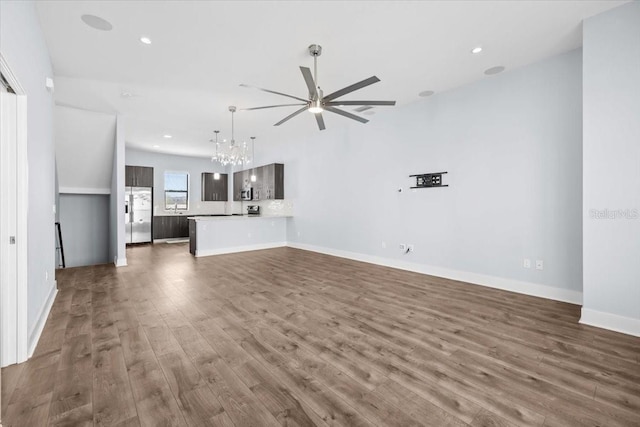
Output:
left=37, top=1, right=626, bottom=158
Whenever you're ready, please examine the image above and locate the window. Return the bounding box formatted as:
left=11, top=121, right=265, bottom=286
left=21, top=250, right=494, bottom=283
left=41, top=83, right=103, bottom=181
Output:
left=164, top=171, right=189, bottom=210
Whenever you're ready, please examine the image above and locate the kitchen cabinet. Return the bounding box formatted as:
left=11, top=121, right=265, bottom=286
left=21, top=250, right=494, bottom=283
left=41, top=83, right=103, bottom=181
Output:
left=233, top=163, right=284, bottom=201
left=153, top=215, right=189, bottom=239
left=201, top=173, right=228, bottom=201
left=189, top=219, right=196, bottom=255
left=233, top=169, right=250, bottom=201
left=125, top=165, right=154, bottom=187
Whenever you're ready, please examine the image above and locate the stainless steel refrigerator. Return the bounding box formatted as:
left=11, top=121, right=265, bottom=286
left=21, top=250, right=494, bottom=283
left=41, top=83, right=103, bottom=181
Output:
left=125, top=187, right=152, bottom=244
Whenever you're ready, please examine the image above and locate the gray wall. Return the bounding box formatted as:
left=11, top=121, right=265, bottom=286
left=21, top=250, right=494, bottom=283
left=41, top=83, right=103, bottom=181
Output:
left=582, top=2, right=640, bottom=327
left=0, top=1, right=57, bottom=339
left=59, top=194, right=110, bottom=268
left=259, top=49, right=583, bottom=297
left=125, top=148, right=229, bottom=216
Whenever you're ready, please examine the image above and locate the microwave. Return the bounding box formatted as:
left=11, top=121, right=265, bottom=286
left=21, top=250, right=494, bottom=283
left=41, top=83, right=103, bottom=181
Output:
left=241, top=188, right=253, bottom=201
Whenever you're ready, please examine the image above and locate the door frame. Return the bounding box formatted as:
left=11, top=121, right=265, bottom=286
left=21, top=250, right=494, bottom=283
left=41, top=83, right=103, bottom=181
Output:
left=1, top=52, right=29, bottom=365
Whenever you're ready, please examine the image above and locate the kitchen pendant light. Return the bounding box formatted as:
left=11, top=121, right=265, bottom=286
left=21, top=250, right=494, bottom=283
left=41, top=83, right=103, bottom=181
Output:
left=250, top=137, right=257, bottom=182
left=211, top=106, right=250, bottom=166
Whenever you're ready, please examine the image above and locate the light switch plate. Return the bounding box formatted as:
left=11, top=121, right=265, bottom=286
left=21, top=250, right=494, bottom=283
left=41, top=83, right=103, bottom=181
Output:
left=536, top=260, right=544, bottom=270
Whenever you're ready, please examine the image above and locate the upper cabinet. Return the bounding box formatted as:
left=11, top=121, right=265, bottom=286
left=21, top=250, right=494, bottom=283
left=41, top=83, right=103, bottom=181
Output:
left=125, top=165, right=154, bottom=187
left=201, top=173, right=228, bottom=201
left=233, top=163, right=284, bottom=201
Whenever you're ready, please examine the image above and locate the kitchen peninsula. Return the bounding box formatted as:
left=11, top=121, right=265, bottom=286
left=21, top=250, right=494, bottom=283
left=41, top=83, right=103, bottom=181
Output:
left=188, top=214, right=290, bottom=256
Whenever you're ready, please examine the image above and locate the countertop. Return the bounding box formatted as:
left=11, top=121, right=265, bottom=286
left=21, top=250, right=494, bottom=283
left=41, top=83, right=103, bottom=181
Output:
left=187, top=214, right=292, bottom=221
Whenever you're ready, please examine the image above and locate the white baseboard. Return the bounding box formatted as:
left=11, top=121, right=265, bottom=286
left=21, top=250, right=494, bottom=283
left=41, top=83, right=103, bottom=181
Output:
left=27, top=282, right=58, bottom=357
left=196, top=241, right=287, bottom=257
left=286, top=242, right=583, bottom=305
left=115, top=257, right=127, bottom=267
left=580, top=308, right=640, bottom=337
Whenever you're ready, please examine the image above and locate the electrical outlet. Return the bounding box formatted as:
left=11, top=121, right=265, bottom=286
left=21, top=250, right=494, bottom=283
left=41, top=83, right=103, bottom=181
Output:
left=399, top=243, right=406, bottom=251
left=297, top=231, right=301, bottom=237
left=381, top=241, right=386, bottom=249
left=407, top=244, right=414, bottom=253
left=45, top=271, right=48, bottom=281
left=523, top=258, right=531, bottom=269
left=536, top=260, right=544, bottom=270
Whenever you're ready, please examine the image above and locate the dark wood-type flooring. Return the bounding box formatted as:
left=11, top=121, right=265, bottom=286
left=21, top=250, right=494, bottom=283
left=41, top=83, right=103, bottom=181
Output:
left=2, top=244, right=640, bottom=426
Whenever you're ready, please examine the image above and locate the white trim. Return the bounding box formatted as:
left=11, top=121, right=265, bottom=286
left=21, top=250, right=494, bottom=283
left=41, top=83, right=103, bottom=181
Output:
left=27, top=283, right=57, bottom=357
left=114, top=257, right=127, bottom=267
left=0, top=53, right=26, bottom=95
left=59, top=186, right=111, bottom=195
left=196, top=241, right=287, bottom=257
left=15, top=90, right=28, bottom=362
left=0, top=52, right=29, bottom=364
left=580, top=308, right=640, bottom=337
left=286, top=242, right=583, bottom=305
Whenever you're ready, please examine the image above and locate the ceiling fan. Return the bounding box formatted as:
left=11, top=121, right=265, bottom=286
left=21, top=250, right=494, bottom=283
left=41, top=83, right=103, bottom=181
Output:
left=240, top=44, right=396, bottom=131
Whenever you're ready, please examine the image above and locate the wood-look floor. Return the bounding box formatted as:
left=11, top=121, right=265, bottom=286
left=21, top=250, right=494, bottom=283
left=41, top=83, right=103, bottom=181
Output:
left=2, top=244, right=640, bottom=427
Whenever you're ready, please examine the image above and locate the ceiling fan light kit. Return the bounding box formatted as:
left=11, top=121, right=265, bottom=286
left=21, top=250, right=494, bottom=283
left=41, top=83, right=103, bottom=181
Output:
left=241, top=44, right=396, bottom=130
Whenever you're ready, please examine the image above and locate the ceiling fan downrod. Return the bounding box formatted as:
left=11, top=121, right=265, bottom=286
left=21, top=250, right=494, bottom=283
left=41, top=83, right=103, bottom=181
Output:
left=309, top=44, right=322, bottom=91
left=308, top=44, right=324, bottom=112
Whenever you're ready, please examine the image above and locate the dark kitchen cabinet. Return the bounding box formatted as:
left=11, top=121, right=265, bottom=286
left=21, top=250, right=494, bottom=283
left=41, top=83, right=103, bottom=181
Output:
left=233, top=163, right=284, bottom=201
left=125, top=165, right=154, bottom=187
left=233, top=169, right=250, bottom=201
left=201, top=173, right=228, bottom=201
left=153, top=215, right=189, bottom=239
left=189, top=219, right=196, bottom=255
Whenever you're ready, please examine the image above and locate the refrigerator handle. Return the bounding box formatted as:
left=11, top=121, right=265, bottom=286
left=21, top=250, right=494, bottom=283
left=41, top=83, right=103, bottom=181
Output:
left=129, top=194, right=134, bottom=223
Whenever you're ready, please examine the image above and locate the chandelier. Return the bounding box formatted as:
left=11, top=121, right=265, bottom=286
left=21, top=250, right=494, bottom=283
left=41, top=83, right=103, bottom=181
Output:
left=211, top=106, right=251, bottom=166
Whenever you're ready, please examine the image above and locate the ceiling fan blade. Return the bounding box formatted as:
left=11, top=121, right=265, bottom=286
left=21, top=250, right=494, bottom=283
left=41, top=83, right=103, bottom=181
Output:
left=239, top=83, right=308, bottom=102
left=324, top=106, right=369, bottom=124
left=325, top=100, right=396, bottom=106
left=300, top=67, right=318, bottom=99
left=274, top=106, right=308, bottom=126
left=315, top=112, right=326, bottom=131
left=323, top=76, right=381, bottom=101
left=242, top=103, right=307, bottom=111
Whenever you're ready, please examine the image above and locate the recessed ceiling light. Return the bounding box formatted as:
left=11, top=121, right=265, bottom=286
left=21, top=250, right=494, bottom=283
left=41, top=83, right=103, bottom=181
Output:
left=419, top=90, right=435, bottom=97
left=163, top=134, right=172, bottom=139
left=152, top=145, right=160, bottom=148
left=471, top=46, right=483, bottom=54
left=81, top=14, right=113, bottom=31
left=484, top=66, right=505, bottom=75
left=140, top=36, right=152, bottom=45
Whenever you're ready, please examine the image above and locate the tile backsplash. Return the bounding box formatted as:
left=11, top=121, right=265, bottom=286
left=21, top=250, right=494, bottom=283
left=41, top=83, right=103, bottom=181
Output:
left=232, top=199, right=293, bottom=216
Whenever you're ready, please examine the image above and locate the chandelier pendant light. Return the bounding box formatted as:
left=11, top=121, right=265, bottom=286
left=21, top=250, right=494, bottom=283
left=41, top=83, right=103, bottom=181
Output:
left=250, top=137, right=257, bottom=182
left=211, top=106, right=251, bottom=166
